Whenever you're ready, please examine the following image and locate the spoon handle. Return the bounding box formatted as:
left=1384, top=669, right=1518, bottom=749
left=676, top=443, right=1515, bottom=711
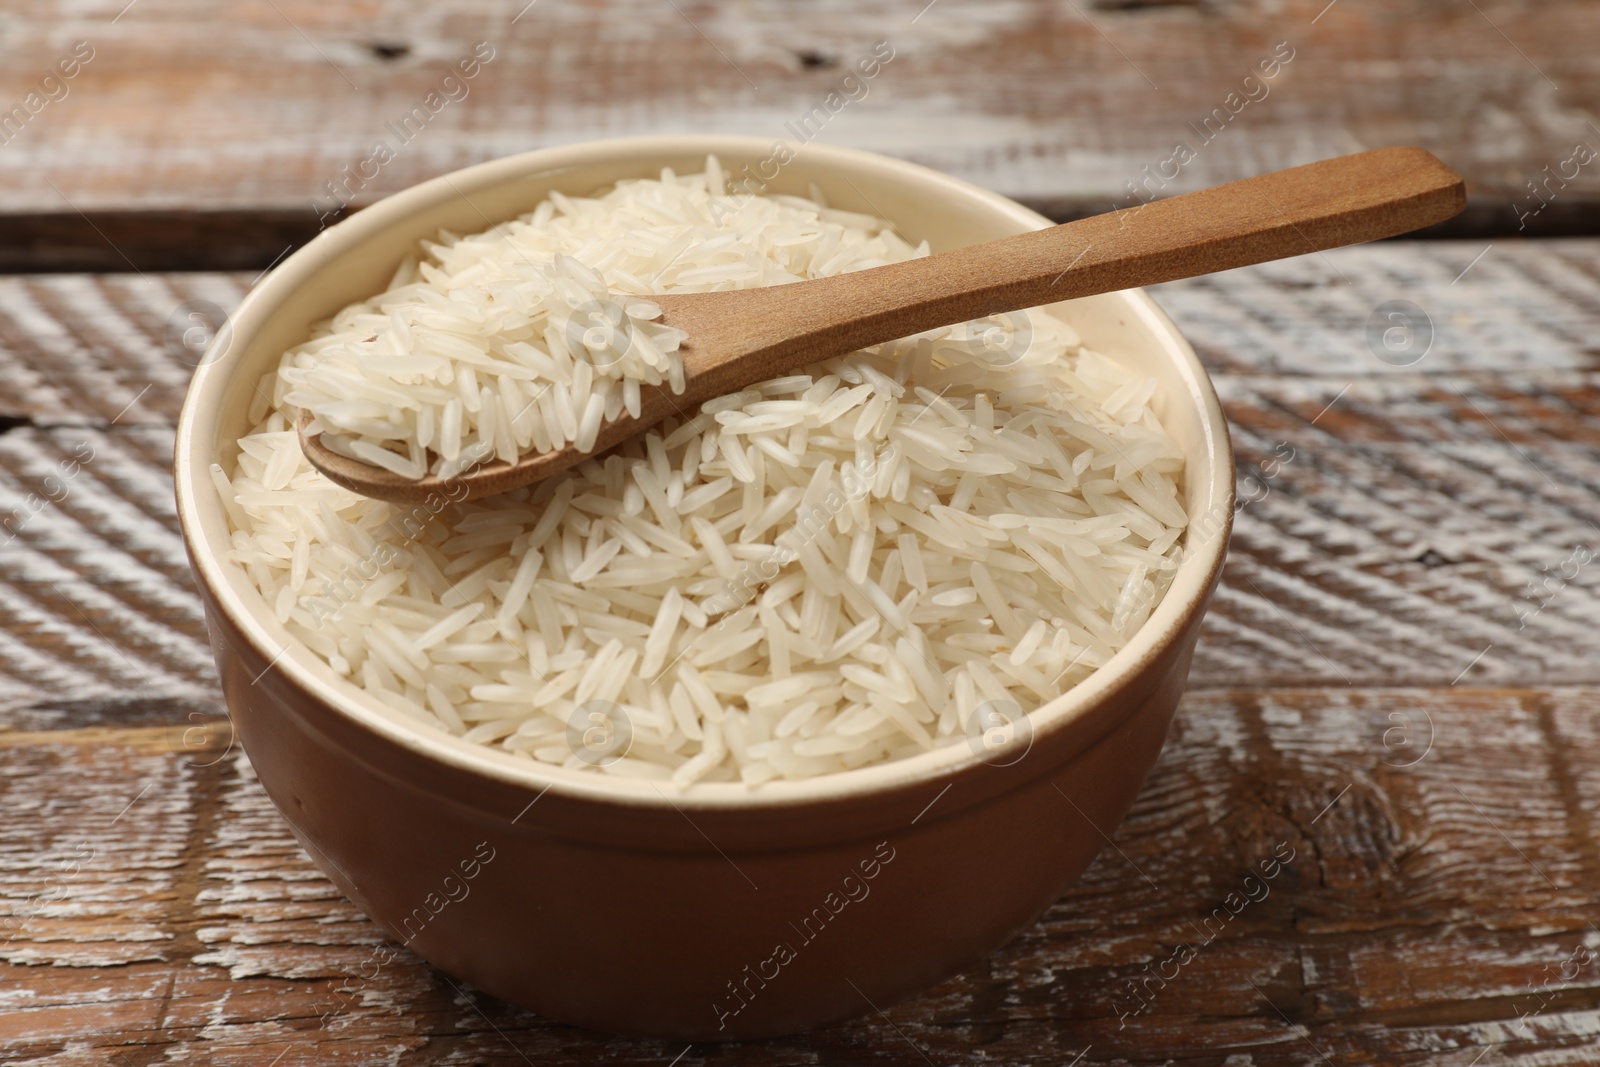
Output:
left=302, top=147, right=1466, bottom=504
left=678, top=147, right=1464, bottom=376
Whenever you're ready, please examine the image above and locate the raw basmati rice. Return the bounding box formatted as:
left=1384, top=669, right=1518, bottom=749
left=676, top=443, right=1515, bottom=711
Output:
left=222, top=159, right=1189, bottom=786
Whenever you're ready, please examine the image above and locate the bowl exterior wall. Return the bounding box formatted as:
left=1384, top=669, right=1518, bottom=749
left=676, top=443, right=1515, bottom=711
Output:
left=200, top=562, right=1212, bottom=1039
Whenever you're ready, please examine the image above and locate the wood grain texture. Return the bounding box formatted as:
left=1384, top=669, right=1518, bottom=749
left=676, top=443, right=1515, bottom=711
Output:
left=4, top=688, right=1600, bottom=1064
left=2, top=242, right=1596, bottom=714
left=0, top=241, right=1597, bottom=1061
left=0, top=0, right=1596, bottom=269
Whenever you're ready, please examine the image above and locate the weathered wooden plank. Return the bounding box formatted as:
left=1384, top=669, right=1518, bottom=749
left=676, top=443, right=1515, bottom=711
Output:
left=0, top=0, right=1597, bottom=268
left=0, top=272, right=245, bottom=427
left=1209, top=371, right=1600, bottom=688
left=1171, top=239, right=1600, bottom=378
left=4, top=244, right=1596, bottom=427
left=3, top=688, right=1599, bottom=1064
left=0, top=423, right=218, bottom=717
left=0, top=244, right=1597, bottom=710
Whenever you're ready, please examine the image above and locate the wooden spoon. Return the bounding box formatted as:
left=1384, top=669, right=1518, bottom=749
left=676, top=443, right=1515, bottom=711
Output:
left=300, top=146, right=1464, bottom=503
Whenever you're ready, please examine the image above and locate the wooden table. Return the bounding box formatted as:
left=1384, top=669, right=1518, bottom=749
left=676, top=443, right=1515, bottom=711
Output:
left=2, top=2, right=1597, bottom=1063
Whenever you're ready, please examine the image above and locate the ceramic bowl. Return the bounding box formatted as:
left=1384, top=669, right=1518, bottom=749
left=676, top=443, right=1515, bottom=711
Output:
left=174, top=135, right=1233, bottom=1039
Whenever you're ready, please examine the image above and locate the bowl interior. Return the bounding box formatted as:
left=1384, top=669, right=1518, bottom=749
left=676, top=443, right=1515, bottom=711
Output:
left=176, top=135, right=1232, bottom=810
